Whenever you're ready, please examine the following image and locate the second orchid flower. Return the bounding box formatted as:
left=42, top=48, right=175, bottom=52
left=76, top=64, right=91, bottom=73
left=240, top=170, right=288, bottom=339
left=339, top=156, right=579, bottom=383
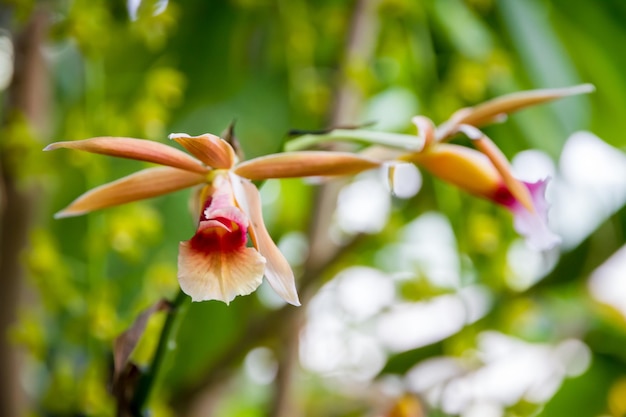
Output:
left=287, top=84, right=594, bottom=250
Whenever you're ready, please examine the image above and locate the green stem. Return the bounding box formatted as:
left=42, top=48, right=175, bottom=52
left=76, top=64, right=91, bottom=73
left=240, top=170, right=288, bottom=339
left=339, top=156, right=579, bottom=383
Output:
left=131, top=289, right=189, bottom=416
left=284, top=129, right=423, bottom=152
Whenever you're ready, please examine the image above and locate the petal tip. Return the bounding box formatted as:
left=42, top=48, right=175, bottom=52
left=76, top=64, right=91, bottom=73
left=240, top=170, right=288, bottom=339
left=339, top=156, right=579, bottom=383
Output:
left=570, top=83, right=595, bottom=95
left=168, top=133, right=191, bottom=140
left=458, top=124, right=484, bottom=140
left=53, top=209, right=82, bottom=219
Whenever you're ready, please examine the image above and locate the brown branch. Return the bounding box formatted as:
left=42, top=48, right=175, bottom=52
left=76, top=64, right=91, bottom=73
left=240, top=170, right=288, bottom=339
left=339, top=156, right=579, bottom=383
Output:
left=267, top=306, right=303, bottom=417
left=0, top=8, right=50, bottom=417
left=0, top=164, right=31, bottom=417
left=307, top=0, right=381, bottom=268
left=269, top=1, right=382, bottom=416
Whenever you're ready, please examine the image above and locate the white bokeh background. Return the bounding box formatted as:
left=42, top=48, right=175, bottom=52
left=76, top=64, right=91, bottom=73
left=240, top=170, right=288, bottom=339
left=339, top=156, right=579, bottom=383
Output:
left=273, top=131, right=626, bottom=416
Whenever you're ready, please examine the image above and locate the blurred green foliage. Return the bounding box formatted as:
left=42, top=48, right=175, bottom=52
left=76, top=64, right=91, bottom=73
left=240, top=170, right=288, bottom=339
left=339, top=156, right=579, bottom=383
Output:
left=3, top=0, right=626, bottom=416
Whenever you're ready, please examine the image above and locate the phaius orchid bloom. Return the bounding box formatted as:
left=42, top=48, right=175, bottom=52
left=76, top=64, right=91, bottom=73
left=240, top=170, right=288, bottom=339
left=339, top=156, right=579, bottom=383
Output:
left=287, top=85, right=594, bottom=249
left=386, top=86, right=593, bottom=250
left=45, top=133, right=380, bottom=305
left=400, top=112, right=562, bottom=250
left=403, top=139, right=560, bottom=250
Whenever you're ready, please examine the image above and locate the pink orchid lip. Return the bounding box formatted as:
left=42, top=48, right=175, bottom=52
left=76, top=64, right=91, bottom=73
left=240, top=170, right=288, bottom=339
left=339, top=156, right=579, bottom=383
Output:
left=492, top=179, right=561, bottom=251
left=177, top=177, right=267, bottom=304
left=189, top=217, right=247, bottom=254
left=188, top=175, right=250, bottom=254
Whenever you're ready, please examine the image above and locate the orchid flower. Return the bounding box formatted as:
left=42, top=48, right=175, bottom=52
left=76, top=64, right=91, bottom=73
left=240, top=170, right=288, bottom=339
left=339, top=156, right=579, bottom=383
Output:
left=401, top=114, right=562, bottom=250
left=287, top=85, right=594, bottom=249
left=378, top=86, right=591, bottom=250
left=397, top=86, right=599, bottom=251
left=402, top=137, right=560, bottom=250
left=45, top=133, right=380, bottom=305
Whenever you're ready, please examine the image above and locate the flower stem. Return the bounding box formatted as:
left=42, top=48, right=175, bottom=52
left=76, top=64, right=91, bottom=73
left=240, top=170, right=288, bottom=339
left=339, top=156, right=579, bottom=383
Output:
left=131, top=289, right=189, bottom=416
left=284, top=129, right=423, bottom=152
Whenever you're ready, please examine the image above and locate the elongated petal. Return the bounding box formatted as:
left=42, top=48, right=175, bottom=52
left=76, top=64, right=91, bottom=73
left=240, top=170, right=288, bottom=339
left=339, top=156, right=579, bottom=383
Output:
left=438, top=84, right=595, bottom=139
left=459, top=125, right=534, bottom=212
left=403, top=144, right=501, bottom=199
left=55, top=167, right=206, bottom=218
left=169, top=133, right=236, bottom=169
left=234, top=151, right=380, bottom=180
left=232, top=174, right=300, bottom=306
left=178, top=244, right=266, bottom=303
left=44, top=137, right=208, bottom=173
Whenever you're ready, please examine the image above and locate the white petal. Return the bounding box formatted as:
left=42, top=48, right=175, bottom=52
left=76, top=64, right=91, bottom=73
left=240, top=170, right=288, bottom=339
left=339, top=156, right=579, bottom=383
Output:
left=513, top=208, right=561, bottom=250
left=511, top=180, right=561, bottom=250
left=178, top=244, right=266, bottom=304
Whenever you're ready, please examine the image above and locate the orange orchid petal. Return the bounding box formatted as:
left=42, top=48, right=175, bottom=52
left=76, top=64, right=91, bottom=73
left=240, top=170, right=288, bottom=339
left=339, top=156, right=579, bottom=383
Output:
left=404, top=144, right=501, bottom=199
left=233, top=151, right=380, bottom=180
left=178, top=244, right=266, bottom=303
left=459, top=125, right=534, bottom=212
left=55, top=167, right=206, bottom=218
left=438, top=84, right=594, bottom=139
left=44, top=137, right=208, bottom=173
left=169, top=133, right=236, bottom=169
left=232, top=174, right=300, bottom=306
